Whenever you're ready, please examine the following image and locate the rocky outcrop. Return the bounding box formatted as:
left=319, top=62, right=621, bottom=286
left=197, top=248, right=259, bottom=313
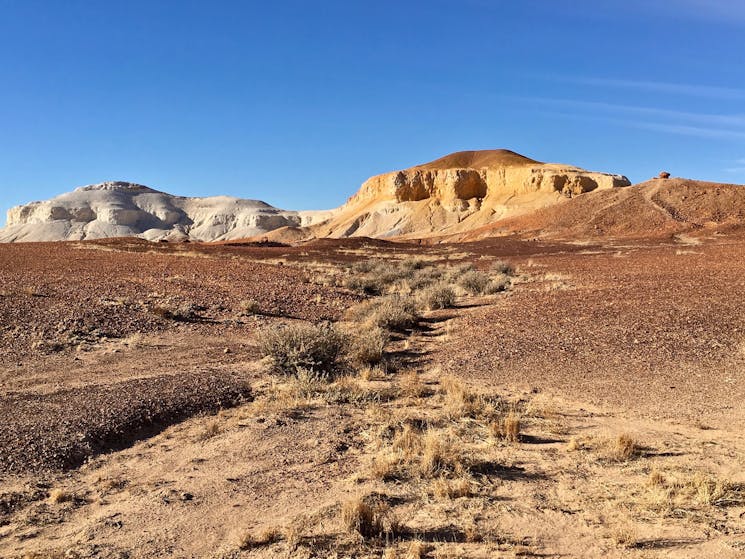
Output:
left=0, top=150, right=633, bottom=243
left=0, top=182, right=330, bottom=243
left=351, top=154, right=629, bottom=207
left=313, top=150, right=631, bottom=239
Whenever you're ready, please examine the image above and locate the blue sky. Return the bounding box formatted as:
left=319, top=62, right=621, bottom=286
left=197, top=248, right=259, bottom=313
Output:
left=1, top=0, right=744, bottom=222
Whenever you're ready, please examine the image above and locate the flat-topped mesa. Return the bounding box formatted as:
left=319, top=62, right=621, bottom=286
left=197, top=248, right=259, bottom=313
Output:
left=349, top=149, right=630, bottom=208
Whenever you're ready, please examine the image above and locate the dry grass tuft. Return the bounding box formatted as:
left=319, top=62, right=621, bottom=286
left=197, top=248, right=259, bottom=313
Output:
left=431, top=475, right=475, bottom=499
left=440, top=374, right=501, bottom=420
left=420, top=430, right=462, bottom=477
left=48, top=488, right=72, bottom=504
left=197, top=419, right=221, bottom=441
left=341, top=495, right=399, bottom=539
left=399, top=371, right=427, bottom=398
left=238, top=526, right=282, bottom=550
left=490, top=412, right=521, bottom=443
left=405, top=540, right=427, bottom=559
left=605, top=433, right=639, bottom=462
left=611, top=524, right=638, bottom=548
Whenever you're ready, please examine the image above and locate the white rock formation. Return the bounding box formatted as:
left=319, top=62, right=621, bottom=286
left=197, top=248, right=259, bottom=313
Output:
left=0, top=182, right=330, bottom=243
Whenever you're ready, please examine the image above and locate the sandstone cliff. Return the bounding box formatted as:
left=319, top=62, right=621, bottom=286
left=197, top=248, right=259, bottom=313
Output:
left=311, top=150, right=630, bottom=239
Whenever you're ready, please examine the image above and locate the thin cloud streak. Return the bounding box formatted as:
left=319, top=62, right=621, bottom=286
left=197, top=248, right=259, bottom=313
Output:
left=527, top=97, right=745, bottom=128
left=533, top=109, right=745, bottom=140
left=548, top=76, right=745, bottom=99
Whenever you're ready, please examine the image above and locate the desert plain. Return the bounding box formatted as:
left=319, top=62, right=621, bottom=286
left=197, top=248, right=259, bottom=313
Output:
left=1, top=222, right=744, bottom=558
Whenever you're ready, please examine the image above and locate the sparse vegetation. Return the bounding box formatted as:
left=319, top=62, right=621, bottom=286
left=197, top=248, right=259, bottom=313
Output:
left=48, top=489, right=72, bottom=504
left=418, top=283, right=456, bottom=310
left=341, top=495, right=399, bottom=539
left=346, top=323, right=388, bottom=367
left=238, top=299, right=260, bottom=315
left=151, top=302, right=199, bottom=321
left=238, top=526, right=282, bottom=549
left=456, top=270, right=490, bottom=295
left=345, top=295, right=419, bottom=332
left=604, top=433, right=639, bottom=462
left=257, top=322, right=347, bottom=377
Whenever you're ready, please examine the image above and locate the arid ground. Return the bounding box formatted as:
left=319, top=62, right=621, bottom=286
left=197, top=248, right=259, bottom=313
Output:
left=1, top=234, right=743, bottom=558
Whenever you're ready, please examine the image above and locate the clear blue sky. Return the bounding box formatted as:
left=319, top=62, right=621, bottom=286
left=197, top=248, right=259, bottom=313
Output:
left=1, top=0, right=744, bottom=223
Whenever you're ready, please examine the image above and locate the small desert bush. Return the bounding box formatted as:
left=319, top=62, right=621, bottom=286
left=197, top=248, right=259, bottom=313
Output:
left=257, top=322, right=346, bottom=377
left=418, top=283, right=456, bottom=310
left=345, top=258, right=438, bottom=295
left=457, top=270, right=490, bottom=295
left=445, top=262, right=475, bottom=282
left=347, top=324, right=388, bottom=367
left=407, top=267, right=445, bottom=291
left=483, top=273, right=511, bottom=294
left=491, top=260, right=514, bottom=275
left=238, top=299, right=260, bottom=315
left=346, top=295, right=418, bottom=332
left=341, top=495, right=399, bottom=539
left=151, top=302, right=198, bottom=321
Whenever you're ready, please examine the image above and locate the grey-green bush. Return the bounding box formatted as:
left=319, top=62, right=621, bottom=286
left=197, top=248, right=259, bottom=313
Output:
left=419, top=283, right=456, bottom=310
left=257, top=322, right=346, bottom=377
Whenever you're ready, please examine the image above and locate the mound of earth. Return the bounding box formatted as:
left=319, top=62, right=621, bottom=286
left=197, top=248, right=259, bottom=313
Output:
left=0, top=182, right=332, bottom=243
left=459, top=177, right=745, bottom=241
left=305, top=149, right=630, bottom=240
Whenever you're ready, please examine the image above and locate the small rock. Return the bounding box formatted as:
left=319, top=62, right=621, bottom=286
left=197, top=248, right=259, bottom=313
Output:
left=180, top=492, right=193, bottom=501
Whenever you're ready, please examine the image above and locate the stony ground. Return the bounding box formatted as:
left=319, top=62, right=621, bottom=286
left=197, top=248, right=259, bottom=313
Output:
left=0, top=234, right=743, bottom=558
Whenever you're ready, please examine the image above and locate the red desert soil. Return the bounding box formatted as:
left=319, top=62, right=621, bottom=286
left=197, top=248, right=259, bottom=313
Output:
left=1, top=234, right=744, bottom=558
left=462, top=178, right=745, bottom=240
left=416, top=149, right=541, bottom=169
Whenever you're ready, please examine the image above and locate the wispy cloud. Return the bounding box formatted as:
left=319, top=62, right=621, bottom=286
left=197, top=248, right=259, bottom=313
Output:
left=616, top=121, right=745, bottom=140
left=553, top=76, right=745, bottom=100
left=525, top=97, right=745, bottom=140
left=529, top=98, right=745, bottom=127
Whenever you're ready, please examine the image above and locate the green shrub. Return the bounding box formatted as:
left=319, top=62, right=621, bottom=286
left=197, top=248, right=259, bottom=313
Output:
left=346, top=295, right=418, bottom=332
left=257, top=322, right=346, bottom=377
left=419, top=283, right=456, bottom=310
left=491, top=260, right=514, bottom=275
left=457, top=270, right=490, bottom=295
left=484, top=273, right=511, bottom=294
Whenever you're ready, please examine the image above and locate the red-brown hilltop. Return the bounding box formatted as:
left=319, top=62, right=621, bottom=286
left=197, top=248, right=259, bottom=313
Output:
left=415, top=149, right=542, bottom=170
left=460, top=177, right=745, bottom=240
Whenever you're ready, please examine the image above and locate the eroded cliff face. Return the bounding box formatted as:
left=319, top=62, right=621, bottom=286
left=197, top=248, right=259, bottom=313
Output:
left=351, top=164, right=630, bottom=208
left=315, top=150, right=631, bottom=239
